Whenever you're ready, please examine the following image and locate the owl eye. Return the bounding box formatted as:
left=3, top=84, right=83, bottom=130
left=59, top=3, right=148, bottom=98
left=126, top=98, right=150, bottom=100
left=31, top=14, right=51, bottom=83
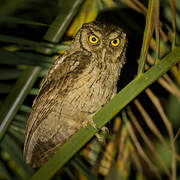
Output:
left=89, top=35, right=99, bottom=44
left=111, top=38, right=120, bottom=47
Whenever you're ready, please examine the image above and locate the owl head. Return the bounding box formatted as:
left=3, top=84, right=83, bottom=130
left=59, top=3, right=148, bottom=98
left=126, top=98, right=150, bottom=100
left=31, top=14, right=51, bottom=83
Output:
left=73, top=21, right=127, bottom=64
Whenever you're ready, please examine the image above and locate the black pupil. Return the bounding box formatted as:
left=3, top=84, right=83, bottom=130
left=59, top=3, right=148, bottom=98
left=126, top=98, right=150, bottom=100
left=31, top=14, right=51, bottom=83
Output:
left=92, top=37, right=96, bottom=41
left=113, top=39, right=117, bottom=44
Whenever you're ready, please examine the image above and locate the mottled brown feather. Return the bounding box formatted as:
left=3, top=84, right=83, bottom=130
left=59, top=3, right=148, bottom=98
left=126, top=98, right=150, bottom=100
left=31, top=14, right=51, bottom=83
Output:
left=24, top=52, right=91, bottom=167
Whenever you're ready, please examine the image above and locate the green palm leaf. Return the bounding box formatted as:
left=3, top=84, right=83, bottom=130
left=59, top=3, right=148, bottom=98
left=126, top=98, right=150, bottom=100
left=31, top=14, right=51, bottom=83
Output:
left=0, top=0, right=180, bottom=179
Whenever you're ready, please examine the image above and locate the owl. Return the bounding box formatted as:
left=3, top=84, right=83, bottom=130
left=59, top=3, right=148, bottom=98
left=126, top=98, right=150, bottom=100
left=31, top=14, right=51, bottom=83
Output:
left=23, top=21, right=127, bottom=168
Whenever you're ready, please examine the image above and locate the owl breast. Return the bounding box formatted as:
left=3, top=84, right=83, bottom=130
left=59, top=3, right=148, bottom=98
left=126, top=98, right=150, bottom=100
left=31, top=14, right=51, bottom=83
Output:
left=60, top=60, right=121, bottom=121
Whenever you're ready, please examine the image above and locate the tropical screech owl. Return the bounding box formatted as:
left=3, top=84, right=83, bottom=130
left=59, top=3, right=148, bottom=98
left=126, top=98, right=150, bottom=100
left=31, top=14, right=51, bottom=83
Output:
left=23, top=21, right=127, bottom=168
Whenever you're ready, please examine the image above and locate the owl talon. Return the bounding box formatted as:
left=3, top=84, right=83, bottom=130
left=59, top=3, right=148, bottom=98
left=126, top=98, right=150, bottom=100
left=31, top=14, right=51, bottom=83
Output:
left=101, top=126, right=109, bottom=133
left=95, top=126, right=109, bottom=142
left=82, top=120, right=88, bottom=128
left=89, top=118, right=97, bottom=129
left=81, top=118, right=97, bottom=129
left=95, top=133, right=105, bottom=142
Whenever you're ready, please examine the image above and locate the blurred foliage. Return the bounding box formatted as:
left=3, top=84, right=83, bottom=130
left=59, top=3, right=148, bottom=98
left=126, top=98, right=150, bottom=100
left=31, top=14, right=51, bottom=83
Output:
left=0, top=0, right=180, bottom=179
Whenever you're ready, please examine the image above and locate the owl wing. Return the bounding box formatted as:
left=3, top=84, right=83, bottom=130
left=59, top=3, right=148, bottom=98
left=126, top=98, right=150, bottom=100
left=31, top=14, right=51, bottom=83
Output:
left=24, top=51, right=91, bottom=166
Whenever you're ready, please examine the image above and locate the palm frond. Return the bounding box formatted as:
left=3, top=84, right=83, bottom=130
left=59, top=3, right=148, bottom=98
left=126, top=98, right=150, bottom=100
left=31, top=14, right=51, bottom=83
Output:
left=0, top=0, right=180, bottom=179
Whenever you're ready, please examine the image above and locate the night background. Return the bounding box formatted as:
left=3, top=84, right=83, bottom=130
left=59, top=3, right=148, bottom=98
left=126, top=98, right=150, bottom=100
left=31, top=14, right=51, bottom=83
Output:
left=0, top=0, right=180, bottom=179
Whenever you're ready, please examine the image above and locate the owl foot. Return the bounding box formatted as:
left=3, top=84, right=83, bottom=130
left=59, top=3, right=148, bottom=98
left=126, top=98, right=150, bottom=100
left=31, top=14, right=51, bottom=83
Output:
left=82, top=120, right=88, bottom=128
left=82, top=118, right=97, bottom=129
left=89, top=118, right=97, bottom=129
left=95, top=133, right=104, bottom=142
left=75, top=111, right=96, bottom=129
left=95, top=126, right=109, bottom=143
left=101, top=126, right=109, bottom=134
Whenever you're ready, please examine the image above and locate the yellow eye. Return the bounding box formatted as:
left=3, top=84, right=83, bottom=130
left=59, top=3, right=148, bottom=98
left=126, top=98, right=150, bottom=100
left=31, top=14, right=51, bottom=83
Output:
left=111, top=38, right=120, bottom=47
left=89, top=35, right=99, bottom=44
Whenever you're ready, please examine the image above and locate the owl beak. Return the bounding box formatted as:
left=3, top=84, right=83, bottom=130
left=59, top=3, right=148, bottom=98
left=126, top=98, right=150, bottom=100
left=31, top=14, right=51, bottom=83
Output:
left=101, top=48, right=106, bottom=62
